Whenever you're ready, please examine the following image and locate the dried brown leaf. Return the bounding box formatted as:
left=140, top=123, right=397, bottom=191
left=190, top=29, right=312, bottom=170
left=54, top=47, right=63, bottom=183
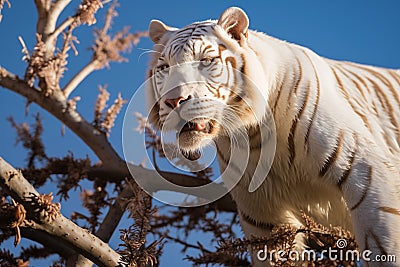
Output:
left=26, top=192, right=61, bottom=223
left=8, top=114, right=47, bottom=170
left=76, top=0, right=103, bottom=26
left=93, top=85, right=110, bottom=127
left=24, top=32, right=72, bottom=95
left=101, top=93, right=127, bottom=134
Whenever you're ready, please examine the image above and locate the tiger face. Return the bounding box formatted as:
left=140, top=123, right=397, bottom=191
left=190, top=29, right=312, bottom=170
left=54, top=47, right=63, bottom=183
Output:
left=147, top=8, right=267, bottom=157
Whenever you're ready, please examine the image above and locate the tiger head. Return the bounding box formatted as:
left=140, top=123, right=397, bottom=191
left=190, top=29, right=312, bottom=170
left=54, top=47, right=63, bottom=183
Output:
left=147, top=7, right=269, bottom=158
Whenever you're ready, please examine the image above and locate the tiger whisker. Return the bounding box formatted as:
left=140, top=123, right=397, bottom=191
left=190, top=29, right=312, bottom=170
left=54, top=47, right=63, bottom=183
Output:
left=137, top=48, right=162, bottom=62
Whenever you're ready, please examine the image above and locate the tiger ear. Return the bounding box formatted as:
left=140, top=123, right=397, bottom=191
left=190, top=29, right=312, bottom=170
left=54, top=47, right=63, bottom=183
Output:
left=217, top=7, right=249, bottom=40
left=149, top=20, right=173, bottom=43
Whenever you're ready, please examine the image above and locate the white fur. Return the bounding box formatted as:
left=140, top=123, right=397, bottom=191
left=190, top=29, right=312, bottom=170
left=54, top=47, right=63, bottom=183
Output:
left=148, top=7, right=400, bottom=266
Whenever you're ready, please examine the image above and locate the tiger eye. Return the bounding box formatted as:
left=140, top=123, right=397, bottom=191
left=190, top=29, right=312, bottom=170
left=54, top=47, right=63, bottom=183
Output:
left=200, top=58, right=212, bottom=66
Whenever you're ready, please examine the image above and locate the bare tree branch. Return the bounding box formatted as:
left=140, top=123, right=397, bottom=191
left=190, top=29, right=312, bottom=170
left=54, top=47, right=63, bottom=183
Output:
left=0, top=157, right=121, bottom=267
left=34, top=0, right=50, bottom=35
left=46, top=16, right=76, bottom=47
left=63, top=59, right=99, bottom=98
left=35, top=0, right=71, bottom=38
left=34, top=0, right=73, bottom=57
left=46, top=0, right=72, bottom=37
left=0, top=67, right=123, bottom=166
left=20, top=227, right=76, bottom=258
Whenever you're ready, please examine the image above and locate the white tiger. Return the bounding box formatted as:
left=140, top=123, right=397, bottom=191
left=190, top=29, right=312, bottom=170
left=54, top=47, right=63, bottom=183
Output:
left=146, top=7, right=400, bottom=266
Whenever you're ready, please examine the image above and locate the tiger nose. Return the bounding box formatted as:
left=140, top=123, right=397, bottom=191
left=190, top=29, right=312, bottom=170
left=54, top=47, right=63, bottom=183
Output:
left=164, top=95, right=191, bottom=109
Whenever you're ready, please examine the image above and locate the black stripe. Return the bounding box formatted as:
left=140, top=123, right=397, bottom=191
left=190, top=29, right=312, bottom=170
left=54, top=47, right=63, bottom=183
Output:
left=370, top=230, right=388, bottom=256
left=338, top=133, right=358, bottom=188
left=349, top=165, right=372, bottom=211
left=288, top=81, right=311, bottom=166
left=319, top=130, right=344, bottom=177
left=303, top=52, right=320, bottom=150
left=240, top=211, right=274, bottom=230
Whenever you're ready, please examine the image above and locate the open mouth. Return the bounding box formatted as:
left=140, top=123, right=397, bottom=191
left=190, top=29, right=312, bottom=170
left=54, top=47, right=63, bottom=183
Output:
left=178, top=120, right=214, bottom=161
left=180, top=120, right=213, bottom=134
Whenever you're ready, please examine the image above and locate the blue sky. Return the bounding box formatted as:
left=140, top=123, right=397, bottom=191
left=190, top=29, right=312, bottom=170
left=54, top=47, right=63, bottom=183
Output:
left=0, top=0, right=399, bottom=266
